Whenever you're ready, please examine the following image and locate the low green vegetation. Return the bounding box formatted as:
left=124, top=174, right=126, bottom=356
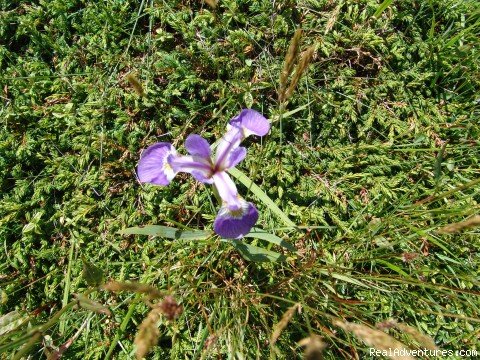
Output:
left=1, top=0, right=479, bottom=358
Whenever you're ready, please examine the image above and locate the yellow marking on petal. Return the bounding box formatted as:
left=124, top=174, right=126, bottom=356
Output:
left=163, top=162, right=172, bottom=171
left=230, top=208, right=244, bottom=218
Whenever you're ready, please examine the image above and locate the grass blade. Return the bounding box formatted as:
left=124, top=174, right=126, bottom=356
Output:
left=228, top=241, right=287, bottom=262
left=228, top=168, right=296, bottom=228
left=245, top=229, right=297, bottom=252
left=375, top=259, right=410, bottom=277
left=118, top=225, right=211, bottom=240
left=374, top=0, right=394, bottom=18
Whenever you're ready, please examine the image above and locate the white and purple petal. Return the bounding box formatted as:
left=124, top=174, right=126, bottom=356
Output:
left=214, top=127, right=243, bottom=171
left=229, top=109, right=270, bottom=137
left=212, top=172, right=242, bottom=210
left=137, top=142, right=177, bottom=186
left=190, top=170, right=214, bottom=184
left=168, top=155, right=213, bottom=184
left=226, top=147, right=247, bottom=168
left=185, top=134, right=212, bottom=159
left=213, top=200, right=259, bottom=239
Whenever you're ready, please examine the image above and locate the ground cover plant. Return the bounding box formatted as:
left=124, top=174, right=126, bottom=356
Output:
left=1, top=0, right=479, bottom=358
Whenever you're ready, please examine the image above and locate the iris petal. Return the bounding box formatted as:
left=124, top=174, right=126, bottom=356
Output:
left=185, top=134, right=212, bottom=159
left=212, top=172, right=242, bottom=211
left=227, top=147, right=247, bottom=168
left=214, top=201, right=259, bottom=239
left=169, top=155, right=213, bottom=184
left=137, top=143, right=177, bottom=185
left=214, top=127, right=243, bottom=171
left=229, top=109, right=270, bottom=137
left=190, top=171, right=214, bottom=184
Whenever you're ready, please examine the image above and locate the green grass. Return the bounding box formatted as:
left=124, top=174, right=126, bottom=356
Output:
left=1, top=0, right=479, bottom=358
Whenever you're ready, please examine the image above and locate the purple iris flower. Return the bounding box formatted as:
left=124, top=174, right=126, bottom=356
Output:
left=137, top=109, right=270, bottom=239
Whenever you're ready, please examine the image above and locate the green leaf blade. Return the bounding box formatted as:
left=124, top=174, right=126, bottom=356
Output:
left=244, top=229, right=297, bottom=252
left=228, top=168, right=296, bottom=228
left=228, top=241, right=287, bottom=262
left=118, top=225, right=211, bottom=240
left=374, top=0, right=394, bottom=18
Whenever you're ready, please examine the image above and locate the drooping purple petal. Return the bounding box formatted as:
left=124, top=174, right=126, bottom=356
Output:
left=190, top=170, right=214, bottom=184
left=212, top=172, right=242, bottom=210
left=138, top=142, right=177, bottom=186
left=214, top=127, right=243, bottom=171
left=213, top=201, right=259, bottom=239
left=229, top=109, right=270, bottom=137
left=168, top=155, right=213, bottom=184
left=185, top=134, right=212, bottom=159
left=227, top=147, right=247, bottom=168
